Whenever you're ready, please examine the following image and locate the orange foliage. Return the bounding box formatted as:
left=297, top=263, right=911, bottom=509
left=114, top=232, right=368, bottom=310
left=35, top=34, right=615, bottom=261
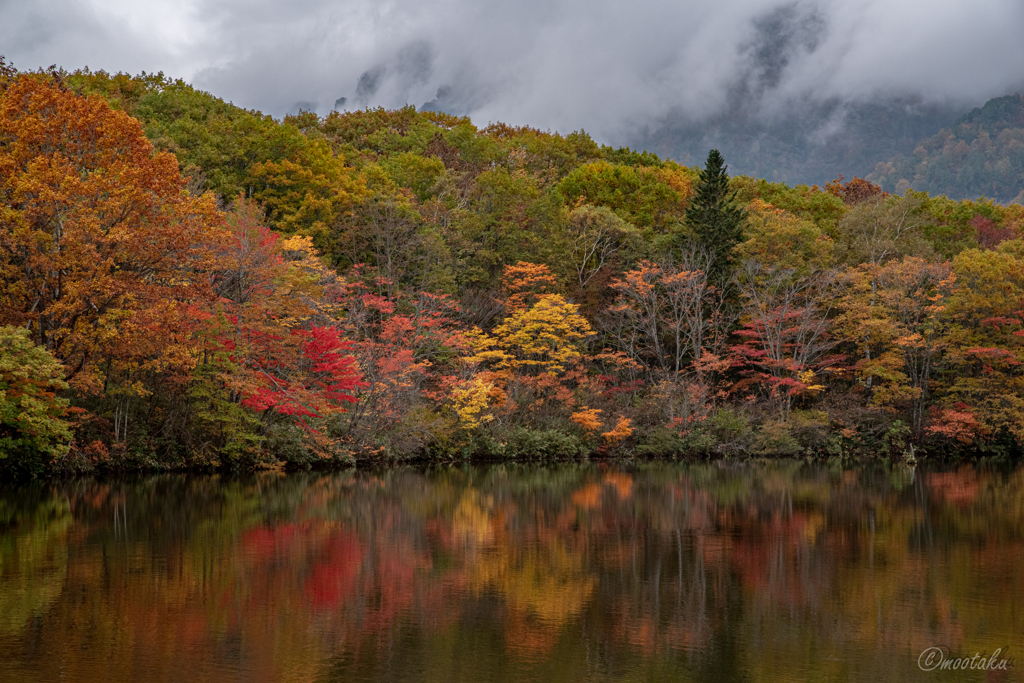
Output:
left=570, top=407, right=603, bottom=432
left=601, top=417, right=633, bottom=448
left=0, top=75, right=219, bottom=384
left=824, top=174, right=889, bottom=205
left=926, top=405, right=988, bottom=444
left=501, top=261, right=559, bottom=315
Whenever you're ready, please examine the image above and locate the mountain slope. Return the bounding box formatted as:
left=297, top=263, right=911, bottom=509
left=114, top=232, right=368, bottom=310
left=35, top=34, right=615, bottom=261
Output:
left=630, top=96, right=964, bottom=190
left=868, top=94, right=1024, bottom=203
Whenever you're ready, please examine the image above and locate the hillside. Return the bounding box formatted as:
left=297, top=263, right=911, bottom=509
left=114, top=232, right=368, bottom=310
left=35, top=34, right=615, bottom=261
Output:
left=868, top=94, right=1024, bottom=203
left=631, top=94, right=1024, bottom=203
left=629, top=97, right=963, bottom=189
left=3, top=64, right=1024, bottom=477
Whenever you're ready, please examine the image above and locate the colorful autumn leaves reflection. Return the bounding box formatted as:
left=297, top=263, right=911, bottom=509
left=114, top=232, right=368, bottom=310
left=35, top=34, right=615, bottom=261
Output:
left=4, top=464, right=1024, bottom=682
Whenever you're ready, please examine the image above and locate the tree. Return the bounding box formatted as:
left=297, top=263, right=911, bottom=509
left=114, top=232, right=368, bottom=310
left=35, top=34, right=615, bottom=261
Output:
left=566, top=205, right=634, bottom=294
left=464, top=293, right=594, bottom=424
left=65, top=69, right=313, bottom=203
left=0, top=326, right=72, bottom=469
left=685, top=150, right=746, bottom=283
left=736, top=199, right=834, bottom=273
left=501, top=261, right=560, bottom=316
left=734, top=262, right=842, bottom=418
left=457, top=168, right=563, bottom=286
left=478, top=295, right=595, bottom=376
left=329, top=273, right=468, bottom=455
left=556, top=161, right=688, bottom=230
left=206, top=198, right=364, bottom=434
left=832, top=193, right=930, bottom=267
left=0, top=76, right=221, bottom=394
left=605, top=255, right=727, bottom=380
left=337, top=182, right=426, bottom=298
left=835, top=258, right=954, bottom=432
left=935, top=241, right=1024, bottom=443
left=824, top=175, right=888, bottom=205
left=248, top=137, right=365, bottom=244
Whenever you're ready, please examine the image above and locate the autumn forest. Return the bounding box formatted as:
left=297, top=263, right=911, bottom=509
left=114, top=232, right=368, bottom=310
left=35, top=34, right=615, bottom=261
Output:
left=3, top=62, right=1024, bottom=477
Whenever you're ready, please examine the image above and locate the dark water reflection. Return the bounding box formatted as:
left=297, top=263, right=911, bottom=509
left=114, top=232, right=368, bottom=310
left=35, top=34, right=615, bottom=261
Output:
left=1, top=462, right=1022, bottom=682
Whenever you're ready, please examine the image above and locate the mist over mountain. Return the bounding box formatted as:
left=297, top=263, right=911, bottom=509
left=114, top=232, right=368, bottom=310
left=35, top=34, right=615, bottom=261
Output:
left=866, top=94, right=1024, bottom=203
left=629, top=95, right=965, bottom=188
left=2, top=0, right=1022, bottom=194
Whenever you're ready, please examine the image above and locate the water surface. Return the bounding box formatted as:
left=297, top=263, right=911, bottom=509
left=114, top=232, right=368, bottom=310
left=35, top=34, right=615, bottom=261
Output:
left=1, top=462, right=1022, bottom=682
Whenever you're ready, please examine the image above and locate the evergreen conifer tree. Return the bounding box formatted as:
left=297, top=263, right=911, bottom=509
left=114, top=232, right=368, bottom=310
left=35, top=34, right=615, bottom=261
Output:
left=685, top=149, right=746, bottom=282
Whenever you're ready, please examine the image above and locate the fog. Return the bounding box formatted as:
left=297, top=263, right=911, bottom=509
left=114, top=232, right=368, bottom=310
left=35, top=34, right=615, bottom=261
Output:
left=3, top=0, right=1023, bottom=145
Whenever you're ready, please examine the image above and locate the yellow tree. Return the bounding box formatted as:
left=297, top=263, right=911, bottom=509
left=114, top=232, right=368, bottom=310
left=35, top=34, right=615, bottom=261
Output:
left=466, top=294, right=594, bottom=418
left=484, top=294, right=594, bottom=375
left=835, top=257, right=954, bottom=432
left=936, top=242, right=1024, bottom=443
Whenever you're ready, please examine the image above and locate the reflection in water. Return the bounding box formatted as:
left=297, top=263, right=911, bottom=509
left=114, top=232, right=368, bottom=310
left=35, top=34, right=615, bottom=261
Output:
left=0, top=463, right=1022, bottom=682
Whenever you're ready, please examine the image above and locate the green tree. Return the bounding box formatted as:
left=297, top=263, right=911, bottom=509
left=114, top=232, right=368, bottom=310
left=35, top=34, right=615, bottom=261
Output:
left=555, top=161, right=685, bottom=230
left=685, top=150, right=747, bottom=282
left=0, top=326, right=72, bottom=471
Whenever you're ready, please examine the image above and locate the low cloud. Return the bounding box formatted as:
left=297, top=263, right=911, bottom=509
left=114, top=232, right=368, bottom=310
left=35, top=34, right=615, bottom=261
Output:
left=3, top=0, right=1023, bottom=144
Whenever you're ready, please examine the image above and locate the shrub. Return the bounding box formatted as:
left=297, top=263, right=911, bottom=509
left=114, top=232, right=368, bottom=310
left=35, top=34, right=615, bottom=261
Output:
left=0, top=327, right=73, bottom=475
left=499, top=427, right=587, bottom=460
left=706, top=408, right=750, bottom=450
left=751, top=420, right=802, bottom=456
left=265, top=422, right=356, bottom=468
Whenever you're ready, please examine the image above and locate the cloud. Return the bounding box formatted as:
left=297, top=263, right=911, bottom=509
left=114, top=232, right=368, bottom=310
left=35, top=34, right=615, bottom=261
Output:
left=2, top=0, right=1023, bottom=143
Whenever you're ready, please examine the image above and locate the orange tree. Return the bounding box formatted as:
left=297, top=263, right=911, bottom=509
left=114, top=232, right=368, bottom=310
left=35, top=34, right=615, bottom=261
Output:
left=0, top=75, right=233, bottom=459
left=0, top=75, right=219, bottom=387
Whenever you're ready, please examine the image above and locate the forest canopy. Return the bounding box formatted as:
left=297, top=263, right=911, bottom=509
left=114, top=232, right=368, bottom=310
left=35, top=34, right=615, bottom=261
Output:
left=2, top=61, right=1024, bottom=476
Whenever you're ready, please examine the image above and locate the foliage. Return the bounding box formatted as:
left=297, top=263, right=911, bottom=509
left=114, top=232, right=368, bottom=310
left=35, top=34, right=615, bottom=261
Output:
left=566, top=205, right=635, bottom=294
left=601, top=416, right=633, bottom=449
left=452, top=377, right=495, bottom=431
left=570, top=408, right=604, bottom=433
left=832, top=193, right=931, bottom=266
left=737, top=200, right=833, bottom=272
left=475, top=294, right=594, bottom=375
left=6, top=63, right=1024, bottom=469
left=834, top=257, right=954, bottom=432
left=824, top=175, right=888, bottom=205
left=605, top=258, right=728, bottom=378
left=731, top=176, right=847, bottom=233
left=497, top=427, right=587, bottom=460
left=869, top=94, right=1024, bottom=202
left=556, top=161, right=686, bottom=230
left=685, top=150, right=747, bottom=283
left=0, top=76, right=217, bottom=385
left=734, top=261, right=842, bottom=418
left=0, top=326, right=72, bottom=469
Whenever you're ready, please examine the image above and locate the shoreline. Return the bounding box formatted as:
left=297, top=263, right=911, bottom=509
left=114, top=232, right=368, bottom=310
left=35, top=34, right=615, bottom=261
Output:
left=4, top=443, right=1015, bottom=482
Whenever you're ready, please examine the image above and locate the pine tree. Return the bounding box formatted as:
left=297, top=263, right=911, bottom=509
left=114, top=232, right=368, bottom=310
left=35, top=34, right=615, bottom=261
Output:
left=685, top=150, right=746, bottom=282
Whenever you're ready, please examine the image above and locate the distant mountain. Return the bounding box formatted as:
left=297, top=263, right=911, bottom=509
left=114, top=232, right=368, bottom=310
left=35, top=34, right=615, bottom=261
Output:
left=629, top=96, right=965, bottom=190
left=630, top=93, right=1024, bottom=203
left=867, top=94, right=1024, bottom=203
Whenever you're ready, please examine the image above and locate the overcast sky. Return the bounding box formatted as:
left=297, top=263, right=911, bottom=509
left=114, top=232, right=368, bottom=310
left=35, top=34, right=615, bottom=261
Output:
left=2, top=0, right=1023, bottom=141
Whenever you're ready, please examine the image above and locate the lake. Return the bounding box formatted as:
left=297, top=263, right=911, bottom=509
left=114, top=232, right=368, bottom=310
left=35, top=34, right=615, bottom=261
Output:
left=1, top=462, right=1021, bottom=682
